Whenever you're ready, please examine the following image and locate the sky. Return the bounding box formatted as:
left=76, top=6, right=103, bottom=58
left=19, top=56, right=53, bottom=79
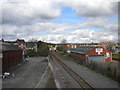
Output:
left=1, top=0, right=119, bottom=44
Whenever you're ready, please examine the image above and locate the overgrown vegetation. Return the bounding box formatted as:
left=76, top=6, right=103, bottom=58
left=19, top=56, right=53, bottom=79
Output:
left=85, top=61, right=119, bottom=83
left=56, top=46, right=63, bottom=51
left=112, top=54, right=120, bottom=59
left=27, top=49, right=38, bottom=57
left=57, top=51, right=82, bottom=64
left=57, top=51, right=73, bottom=60
left=106, top=43, right=116, bottom=53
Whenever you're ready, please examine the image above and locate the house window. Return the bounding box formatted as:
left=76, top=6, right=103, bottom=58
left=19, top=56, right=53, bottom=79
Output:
left=74, top=45, right=77, bottom=48
left=67, top=45, right=69, bottom=47
left=72, top=45, right=73, bottom=48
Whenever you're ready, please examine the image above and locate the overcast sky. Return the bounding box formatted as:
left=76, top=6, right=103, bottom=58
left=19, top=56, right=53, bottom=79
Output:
left=1, top=0, right=119, bottom=43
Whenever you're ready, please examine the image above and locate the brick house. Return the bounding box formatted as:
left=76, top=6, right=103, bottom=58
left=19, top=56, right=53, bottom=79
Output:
left=68, top=46, right=112, bottom=63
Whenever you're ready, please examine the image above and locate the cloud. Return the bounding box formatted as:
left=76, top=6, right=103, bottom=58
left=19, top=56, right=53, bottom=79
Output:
left=2, top=1, right=61, bottom=25
left=1, top=0, right=118, bottom=43
left=61, top=1, right=118, bottom=17
left=2, top=1, right=118, bottom=25
left=2, top=20, right=118, bottom=43
left=104, top=23, right=118, bottom=32
left=74, top=2, right=118, bottom=17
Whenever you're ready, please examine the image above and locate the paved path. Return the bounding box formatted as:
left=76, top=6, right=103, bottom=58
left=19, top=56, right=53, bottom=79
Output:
left=62, top=59, right=119, bottom=88
left=2, top=57, right=49, bottom=88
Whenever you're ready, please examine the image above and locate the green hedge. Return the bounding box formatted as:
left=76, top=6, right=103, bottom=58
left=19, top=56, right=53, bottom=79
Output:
left=112, top=54, right=120, bottom=59
left=27, top=50, right=38, bottom=57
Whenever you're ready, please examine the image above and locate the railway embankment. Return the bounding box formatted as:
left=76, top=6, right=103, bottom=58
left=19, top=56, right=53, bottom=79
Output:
left=56, top=51, right=120, bottom=87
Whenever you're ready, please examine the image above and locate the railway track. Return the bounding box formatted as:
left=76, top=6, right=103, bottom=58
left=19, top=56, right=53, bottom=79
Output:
left=50, top=51, right=95, bottom=89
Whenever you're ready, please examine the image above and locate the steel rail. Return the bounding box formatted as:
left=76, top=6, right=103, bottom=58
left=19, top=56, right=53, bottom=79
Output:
left=50, top=51, right=95, bottom=89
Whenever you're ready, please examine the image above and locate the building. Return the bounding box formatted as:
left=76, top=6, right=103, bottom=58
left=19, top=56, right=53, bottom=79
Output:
left=16, top=39, right=26, bottom=49
left=16, top=39, right=27, bottom=57
left=68, top=46, right=112, bottom=63
left=2, top=39, right=27, bottom=61
left=26, top=42, right=37, bottom=52
left=57, top=43, right=99, bottom=50
left=2, top=42, right=23, bottom=72
left=100, top=42, right=116, bottom=46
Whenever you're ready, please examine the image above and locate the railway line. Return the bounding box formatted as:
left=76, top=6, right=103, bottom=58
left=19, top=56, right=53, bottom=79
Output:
left=50, top=51, right=95, bottom=89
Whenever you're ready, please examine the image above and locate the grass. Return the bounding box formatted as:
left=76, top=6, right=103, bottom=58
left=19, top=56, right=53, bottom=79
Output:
left=56, top=51, right=82, bottom=64
left=112, top=54, right=120, bottom=59
left=57, top=51, right=74, bottom=61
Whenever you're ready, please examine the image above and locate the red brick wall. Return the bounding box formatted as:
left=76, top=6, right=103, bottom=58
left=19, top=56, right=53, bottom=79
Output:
left=64, top=44, right=72, bottom=50
left=86, top=47, right=112, bottom=62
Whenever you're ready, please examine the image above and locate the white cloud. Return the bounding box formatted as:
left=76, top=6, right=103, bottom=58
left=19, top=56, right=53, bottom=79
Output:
left=61, top=1, right=118, bottom=17
left=2, top=18, right=118, bottom=43
left=2, top=1, right=61, bottom=25
left=2, top=0, right=118, bottom=25
left=76, top=2, right=117, bottom=17
left=1, top=0, right=118, bottom=43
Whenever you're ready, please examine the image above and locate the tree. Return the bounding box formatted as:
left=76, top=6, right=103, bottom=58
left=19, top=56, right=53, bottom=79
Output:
left=37, top=41, right=49, bottom=56
left=61, top=39, right=67, bottom=44
left=60, top=39, right=67, bottom=51
left=107, top=43, right=116, bottom=53
left=56, top=45, right=63, bottom=51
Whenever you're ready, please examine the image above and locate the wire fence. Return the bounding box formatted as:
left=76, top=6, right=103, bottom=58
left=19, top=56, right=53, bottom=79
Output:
left=82, top=60, right=120, bottom=83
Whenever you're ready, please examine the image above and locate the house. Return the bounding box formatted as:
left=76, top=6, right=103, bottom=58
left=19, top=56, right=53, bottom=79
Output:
left=2, top=42, right=23, bottom=72
left=100, top=42, right=117, bottom=48
left=57, top=43, right=99, bottom=50
left=2, top=39, right=27, bottom=61
left=68, top=46, right=112, bottom=63
left=26, top=42, right=37, bottom=52
left=16, top=39, right=26, bottom=49
left=100, top=42, right=116, bottom=46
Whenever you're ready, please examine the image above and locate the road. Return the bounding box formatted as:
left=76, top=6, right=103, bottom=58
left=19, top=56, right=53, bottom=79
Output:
left=2, top=57, right=53, bottom=88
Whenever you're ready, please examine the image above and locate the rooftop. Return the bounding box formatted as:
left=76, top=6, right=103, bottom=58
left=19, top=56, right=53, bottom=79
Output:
left=2, top=43, right=22, bottom=51
left=70, top=46, right=104, bottom=54
left=26, top=42, right=37, bottom=48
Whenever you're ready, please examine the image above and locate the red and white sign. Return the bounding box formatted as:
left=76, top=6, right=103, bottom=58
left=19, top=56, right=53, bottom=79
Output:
left=95, top=48, right=103, bottom=54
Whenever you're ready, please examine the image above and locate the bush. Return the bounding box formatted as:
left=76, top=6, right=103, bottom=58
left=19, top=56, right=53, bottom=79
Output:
left=27, top=50, right=38, bottom=57
left=37, top=48, right=49, bottom=56
left=57, top=46, right=63, bottom=51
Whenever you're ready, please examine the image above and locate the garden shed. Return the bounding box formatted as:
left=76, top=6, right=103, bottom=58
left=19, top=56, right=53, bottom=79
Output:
left=2, top=43, right=23, bottom=72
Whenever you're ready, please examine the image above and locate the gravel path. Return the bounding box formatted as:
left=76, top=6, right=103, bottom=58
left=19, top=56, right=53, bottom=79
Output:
left=62, top=59, right=119, bottom=88
left=50, top=59, right=82, bottom=88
